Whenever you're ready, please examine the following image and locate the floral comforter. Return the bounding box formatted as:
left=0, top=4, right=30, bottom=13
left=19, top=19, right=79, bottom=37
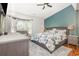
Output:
left=31, top=29, right=67, bottom=52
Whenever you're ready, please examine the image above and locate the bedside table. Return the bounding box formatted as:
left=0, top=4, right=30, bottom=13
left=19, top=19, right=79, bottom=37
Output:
left=68, top=35, right=79, bottom=47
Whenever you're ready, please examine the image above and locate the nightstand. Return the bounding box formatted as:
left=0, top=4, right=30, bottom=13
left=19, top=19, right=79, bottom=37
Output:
left=68, top=35, right=79, bottom=47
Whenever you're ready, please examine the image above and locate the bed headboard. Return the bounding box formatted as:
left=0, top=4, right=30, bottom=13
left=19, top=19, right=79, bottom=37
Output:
left=45, top=27, right=67, bottom=30
left=45, top=27, right=69, bottom=35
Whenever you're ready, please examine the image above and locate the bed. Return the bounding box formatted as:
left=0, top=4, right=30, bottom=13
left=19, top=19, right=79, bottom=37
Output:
left=45, top=27, right=69, bottom=49
left=29, top=27, right=69, bottom=56
left=0, top=32, right=30, bottom=56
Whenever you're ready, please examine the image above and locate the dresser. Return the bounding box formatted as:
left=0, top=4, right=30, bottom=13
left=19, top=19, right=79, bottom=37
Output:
left=68, top=35, right=79, bottom=46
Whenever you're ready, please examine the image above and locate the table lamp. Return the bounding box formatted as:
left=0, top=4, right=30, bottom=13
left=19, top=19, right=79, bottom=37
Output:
left=67, top=24, right=75, bottom=35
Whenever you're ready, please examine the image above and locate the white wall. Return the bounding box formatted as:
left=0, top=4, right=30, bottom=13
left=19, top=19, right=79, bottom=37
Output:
left=32, top=18, right=44, bottom=35
left=4, top=16, right=11, bottom=33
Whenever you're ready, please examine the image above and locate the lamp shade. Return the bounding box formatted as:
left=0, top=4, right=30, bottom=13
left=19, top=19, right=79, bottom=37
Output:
left=68, top=24, right=75, bottom=31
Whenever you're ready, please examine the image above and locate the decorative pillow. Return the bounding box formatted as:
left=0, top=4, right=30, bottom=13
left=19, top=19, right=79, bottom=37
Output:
left=56, top=29, right=67, bottom=40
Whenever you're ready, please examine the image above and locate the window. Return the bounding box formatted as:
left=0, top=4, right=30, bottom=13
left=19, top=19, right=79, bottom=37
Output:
left=16, top=20, right=32, bottom=35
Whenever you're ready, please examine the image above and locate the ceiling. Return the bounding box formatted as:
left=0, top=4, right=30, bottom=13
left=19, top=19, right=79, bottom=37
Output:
left=7, top=3, right=75, bottom=19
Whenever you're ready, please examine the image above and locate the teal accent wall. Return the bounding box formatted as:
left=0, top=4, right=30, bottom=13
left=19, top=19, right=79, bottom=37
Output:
left=44, top=5, right=76, bottom=35
left=76, top=11, right=79, bottom=35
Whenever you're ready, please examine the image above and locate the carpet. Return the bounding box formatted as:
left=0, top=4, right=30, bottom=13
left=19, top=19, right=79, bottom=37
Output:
left=29, top=41, right=72, bottom=56
left=51, top=46, right=72, bottom=56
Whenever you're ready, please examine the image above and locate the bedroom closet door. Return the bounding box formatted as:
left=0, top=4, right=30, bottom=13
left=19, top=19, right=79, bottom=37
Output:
left=0, top=13, right=5, bottom=34
left=0, top=3, right=6, bottom=34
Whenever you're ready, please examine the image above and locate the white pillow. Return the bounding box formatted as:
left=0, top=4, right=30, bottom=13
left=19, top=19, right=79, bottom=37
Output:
left=56, top=29, right=67, bottom=40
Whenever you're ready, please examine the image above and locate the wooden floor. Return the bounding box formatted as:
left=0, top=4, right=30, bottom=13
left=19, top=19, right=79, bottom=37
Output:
left=64, top=44, right=79, bottom=56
